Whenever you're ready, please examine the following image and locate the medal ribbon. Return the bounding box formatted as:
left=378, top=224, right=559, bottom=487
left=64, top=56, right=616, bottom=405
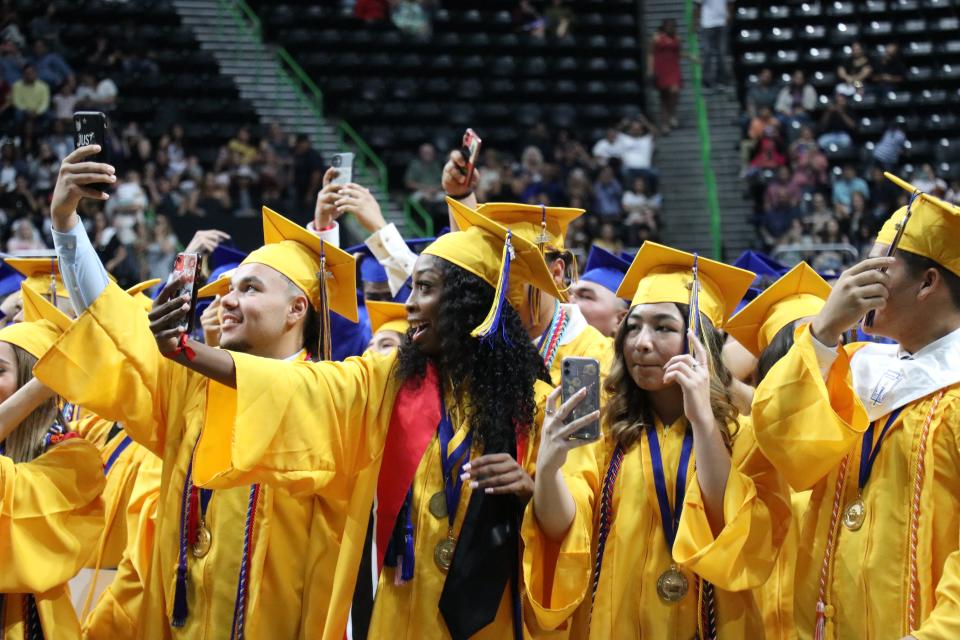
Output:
left=857, top=407, right=905, bottom=492
left=438, top=394, right=473, bottom=528
left=536, top=302, right=569, bottom=372
left=645, top=424, right=694, bottom=551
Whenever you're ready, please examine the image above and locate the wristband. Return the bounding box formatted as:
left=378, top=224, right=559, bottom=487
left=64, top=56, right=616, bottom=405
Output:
left=163, top=333, right=197, bottom=361
left=445, top=190, right=474, bottom=201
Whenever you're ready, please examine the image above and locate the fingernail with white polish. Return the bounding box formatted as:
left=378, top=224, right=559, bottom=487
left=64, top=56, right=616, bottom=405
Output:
left=469, top=481, right=478, bottom=489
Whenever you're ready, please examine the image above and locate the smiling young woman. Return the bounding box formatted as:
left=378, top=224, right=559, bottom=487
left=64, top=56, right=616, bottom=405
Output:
left=523, top=242, right=792, bottom=639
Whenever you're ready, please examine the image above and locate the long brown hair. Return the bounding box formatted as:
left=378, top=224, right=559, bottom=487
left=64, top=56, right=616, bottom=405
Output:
left=602, top=303, right=739, bottom=450
left=4, top=345, right=60, bottom=463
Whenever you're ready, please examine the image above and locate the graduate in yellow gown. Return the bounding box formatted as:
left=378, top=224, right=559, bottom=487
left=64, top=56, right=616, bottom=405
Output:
left=567, top=246, right=631, bottom=338
left=0, top=287, right=105, bottom=640
left=34, top=145, right=361, bottom=640
left=751, top=173, right=960, bottom=640
left=523, top=242, right=792, bottom=638
left=725, top=262, right=833, bottom=640
left=150, top=198, right=563, bottom=639
left=365, top=299, right=409, bottom=355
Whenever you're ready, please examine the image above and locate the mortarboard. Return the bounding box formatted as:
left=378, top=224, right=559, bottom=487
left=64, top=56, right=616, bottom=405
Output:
left=366, top=300, right=409, bottom=336
left=580, top=246, right=632, bottom=296
left=0, top=262, right=25, bottom=299
left=0, top=285, right=71, bottom=360
left=5, top=257, right=69, bottom=301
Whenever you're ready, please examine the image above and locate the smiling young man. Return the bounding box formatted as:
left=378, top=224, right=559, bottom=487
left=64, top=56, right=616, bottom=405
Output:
left=34, top=145, right=359, bottom=640
left=751, top=173, right=960, bottom=640
left=568, top=245, right=631, bottom=337
left=145, top=199, right=561, bottom=639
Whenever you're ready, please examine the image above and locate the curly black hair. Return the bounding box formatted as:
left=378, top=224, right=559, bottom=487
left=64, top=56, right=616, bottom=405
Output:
left=396, top=258, right=549, bottom=453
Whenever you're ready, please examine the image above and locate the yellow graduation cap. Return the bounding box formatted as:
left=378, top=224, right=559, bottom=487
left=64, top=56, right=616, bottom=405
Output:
left=197, top=273, right=232, bottom=299
left=475, top=202, right=584, bottom=252
left=125, top=279, right=161, bottom=314
left=878, top=172, right=960, bottom=277
left=5, top=257, right=69, bottom=301
left=0, top=285, right=71, bottom=360
left=366, top=300, right=409, bottom=336
left=725, top=262, right=832, bottom=357
left=424, top=198, right=563, bottom=340
left=616, top=242, right=756, bottom=328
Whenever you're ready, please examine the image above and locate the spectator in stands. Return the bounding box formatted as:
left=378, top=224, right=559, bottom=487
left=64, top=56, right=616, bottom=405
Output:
left=1, top=174, right=40, bottom=224
left=775, top=70, right=817, bottom=133
left=29, top=39, right=71, bottom=90
left=832, top=164, right=869, bottom=216
left=544, top=0, right=573, bottom=38
left=746, top=68, right=779, bottom=117
left=230, top=164, right=261, bottom=217
left=292, top=133, right=323, bottom=209
left=75, top=69, right=117, bottom=110
left=43, top=117, right=71, bottom=161
left=0, top=41, right=22, bottom=86
left=593, top=165, right=623, bottom=218
left=695, top=0, right=732, bottom=92
left=6, top=216, right=44, bottom=252
left=115, top=44, right=159, bottom=77
left=872, top=43, right=905, bottom=93
left=391, top=0, right=432, bottom=38
left=867, top=165, right=899, bottom=221
left=147, top=175, right=185, bottom=217
left=592, top=127, right=622, bottom=165
left=191, top=172, right=232, bottom=218
left=789, top=125, right=820, bottom=162
left=747, top=124, right=787, bottom=177
left=764, top=166, right=801, bottom=213
left=0, top=143, right=24, bottom=192
left=817, top=92, right=856, bottom=149
left=11, top=63, right=49, bottom=123
left=872, top=125, right=906, bottom=169
left=592, top=220, right=623, bottom=254
left=741, top=105, right=781, bottom=169
left=87, top=36, right=119, bottom=73
left=622, top=176, right=660, bottom=234
left=837, top=41, right=872, bottom=96
left=649, top=19, right=682, bottom=133
left=804, top=191, right=833, bottom=235
left=759, top=190, right=802, bottom=249
left=513, top=1, right=546, bottom=38
left=911, top=163, right=946, bottom=196
left=846, top=190, right=869, bottom=236
left=405, top=142, right=444, bottom=207
left=144, top=214, right=179, bottom=281
left=615, top=118, right=658, bottom=191
left=228, top=125, right=258, bottom=166
left=51, top=75, right=77, bottom=121
left=27, top=141, right=57, bottom=200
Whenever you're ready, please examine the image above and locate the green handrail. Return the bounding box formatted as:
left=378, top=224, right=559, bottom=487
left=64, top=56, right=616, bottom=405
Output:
left=404, top=197, right=434, bottom=237
left=683, top=0, right=723, bottom=260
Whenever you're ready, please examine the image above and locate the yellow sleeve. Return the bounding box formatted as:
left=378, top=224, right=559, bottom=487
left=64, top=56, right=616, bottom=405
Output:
left=34, top=283, right=179, bottom=457
left=914, top=546, right=960, bottom=640
left=752, top=324, right=869, bottom=491
left=674, top=418, right=792, bottom=591
left=0, top=439, right=105, bottom=593
left=521, top=439, right=600, bottom=631
left=193, top=350, right=400, bottom=495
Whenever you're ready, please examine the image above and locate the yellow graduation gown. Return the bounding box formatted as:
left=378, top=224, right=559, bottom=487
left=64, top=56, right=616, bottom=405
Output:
left=0, top=439, right=106, bottom=640
left=752, top=324, right=960, bottom=639
left=33, top=282, right=340, bottom=640
left=755, top=490, right=810, bottom=640
left=522, top=415, right=790, bottom=638
left=548, top=321, right=613, bottom=386
left=192, top=344, right=549, bottom=639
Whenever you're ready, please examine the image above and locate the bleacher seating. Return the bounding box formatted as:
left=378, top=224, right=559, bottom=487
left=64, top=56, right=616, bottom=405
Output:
left=246, top=0, right=645, bottom=179
left=14, top=0, right=258, bottom=169
left=732, top=0, right=960, bottom=178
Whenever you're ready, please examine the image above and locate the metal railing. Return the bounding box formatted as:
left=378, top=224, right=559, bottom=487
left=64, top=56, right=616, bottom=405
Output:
left=404, top=197, right=435, bottom=237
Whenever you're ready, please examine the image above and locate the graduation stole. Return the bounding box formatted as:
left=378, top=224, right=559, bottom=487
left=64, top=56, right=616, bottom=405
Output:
left=374, top=362, right=524, bottom=639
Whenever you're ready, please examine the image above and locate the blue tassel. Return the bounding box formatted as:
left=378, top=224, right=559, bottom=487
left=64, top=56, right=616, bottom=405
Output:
left=172, top=565, right=188, bottom=627
left=401, top=513, right=415, bottom=582
left=472, top=230, right=515, bottom=344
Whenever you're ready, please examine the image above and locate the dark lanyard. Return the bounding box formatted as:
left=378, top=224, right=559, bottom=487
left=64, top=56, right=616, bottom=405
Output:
left=858, top=407, right=905, bottom=492
left=645, top=424, right=694, bottom=550
left=437, top=395, right=473, bottom=527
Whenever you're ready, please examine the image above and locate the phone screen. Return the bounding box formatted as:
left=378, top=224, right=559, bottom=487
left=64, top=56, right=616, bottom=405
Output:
left=561, top=357, right=601, bottom=441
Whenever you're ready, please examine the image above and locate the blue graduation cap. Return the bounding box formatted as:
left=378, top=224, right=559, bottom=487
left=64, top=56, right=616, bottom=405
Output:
left=0, top=262, right=25, bottom=299
left=580, top=246, right=631, bottom=295
left=208, top=244, right=248, bottom=283
left=346, top=237, right=435, bottom=289
left=733, top=286, right=762, bottom=314
left=732, top=251, right=788, bottom=282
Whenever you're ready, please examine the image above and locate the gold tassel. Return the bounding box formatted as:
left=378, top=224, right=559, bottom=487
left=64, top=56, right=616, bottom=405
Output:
left=318, top=248, right=332, bottom=361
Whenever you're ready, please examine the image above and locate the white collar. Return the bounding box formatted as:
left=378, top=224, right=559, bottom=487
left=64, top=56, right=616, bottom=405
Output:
left=284, top=348, right=308, bottom=362
left=850, top=326, right=960, bottom=420
left=558, top=303, right=589, bottom=346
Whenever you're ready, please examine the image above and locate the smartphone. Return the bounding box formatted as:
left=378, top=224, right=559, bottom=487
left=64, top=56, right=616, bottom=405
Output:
left=331, top=152, right=355, bottom=185
left=74, top=111, right=110, bottom=191
left=170, top=252, right=202, bottom=334
left=561, top=356, right=601, bottom=441
left=462, top=128, right=482, bottom=185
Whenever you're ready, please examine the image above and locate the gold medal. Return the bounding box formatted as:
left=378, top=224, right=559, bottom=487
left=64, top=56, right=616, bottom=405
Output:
left=434, top=536, right=456, bottom=572
left=842, top=497, right=865, bottom=531
left=656, top=564, right=688, bottom=603
left=191, top=521, right=212, bottom=558
left=428, top=491, right=448, bottom=519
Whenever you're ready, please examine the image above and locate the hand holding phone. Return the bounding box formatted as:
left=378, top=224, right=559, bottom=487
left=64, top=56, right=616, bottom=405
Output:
left=73, top=111, right=111, bottom=192
left=461, top=128, right=482, bottom=187
left=561, top=357, right=601, bottom=441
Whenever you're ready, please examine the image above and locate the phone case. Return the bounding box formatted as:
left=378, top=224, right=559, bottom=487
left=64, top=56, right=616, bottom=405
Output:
left=171, top=253, right=202, bottom=334
left=331, top=153, right=354, bottom=185
left=561, top=356, right=601, bottom=441
left=462, top=129, right=482, bottom=183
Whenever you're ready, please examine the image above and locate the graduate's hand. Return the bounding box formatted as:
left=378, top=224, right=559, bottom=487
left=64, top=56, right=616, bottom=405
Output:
left=50, top=145, right=116, bottom=231
left=663, top=331, right=713, bottom=430
left=537, top=385, right=601, bottom=476
left=335, top=183, right=386, bottom=232
left=461, top=453, right=535, bottom=504
left=442, top=149, right=480, bottom=198
left=149, top=276, right=191, bottom=353
left=314, top=168, right=343, bottom=230
left=200, top=295, right=222, bottom=347
left=183, top=229, right=230, bottom=256
left=811, top=256, right=895, bottom=346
